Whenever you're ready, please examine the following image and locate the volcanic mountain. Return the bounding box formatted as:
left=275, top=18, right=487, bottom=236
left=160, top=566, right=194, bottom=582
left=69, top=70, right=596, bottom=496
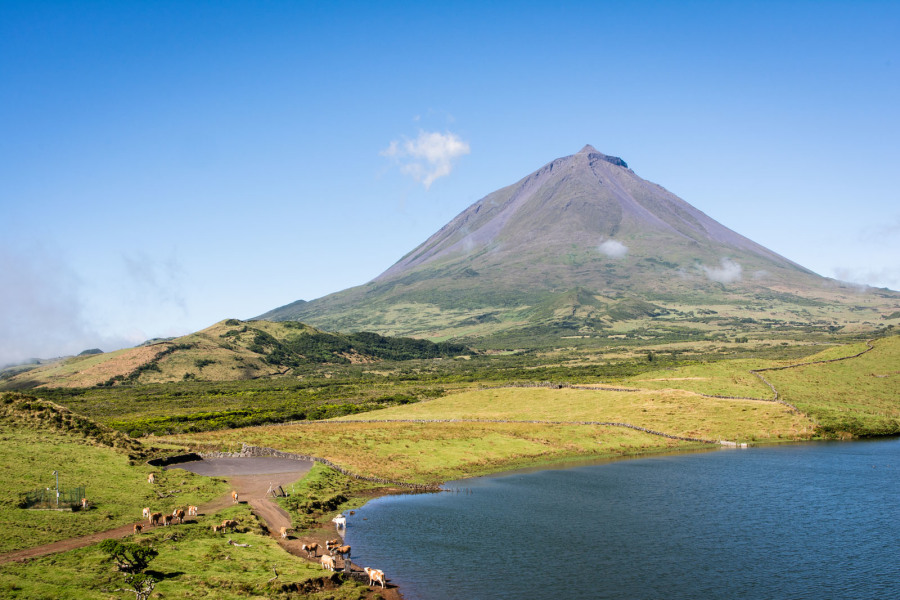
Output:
left=260, top=145, right=899, bottom=343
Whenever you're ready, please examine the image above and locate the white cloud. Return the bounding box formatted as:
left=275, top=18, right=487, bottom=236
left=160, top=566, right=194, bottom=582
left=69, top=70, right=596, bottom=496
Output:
left=700, top=257, right=743, bottom=284
left=598, top=239, right=628, bottom=259
left=381, top=130, right=471, bottom=189
left=833, top=266, right=900, bottom=291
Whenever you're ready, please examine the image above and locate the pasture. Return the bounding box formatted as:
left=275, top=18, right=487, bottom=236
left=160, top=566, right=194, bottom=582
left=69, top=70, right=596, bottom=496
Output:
left=0, top=504, right=369, bottom=600
left=170, top=419, right=709, bottom=485
left=0, top=422, right=227, bottom=553
left=761, top=336, right=900, bottom=435
left=163, top=335, right=898, bottom=485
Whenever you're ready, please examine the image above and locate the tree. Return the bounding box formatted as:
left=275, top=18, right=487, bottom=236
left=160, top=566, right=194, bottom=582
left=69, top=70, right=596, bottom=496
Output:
left=99, top=539, right=158, bottom=574
left=100, top=540, right=159, bottom=600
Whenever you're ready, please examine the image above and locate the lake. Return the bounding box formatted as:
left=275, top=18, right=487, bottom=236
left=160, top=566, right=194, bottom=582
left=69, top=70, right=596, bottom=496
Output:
left=344, top=438, right=900, bottom=599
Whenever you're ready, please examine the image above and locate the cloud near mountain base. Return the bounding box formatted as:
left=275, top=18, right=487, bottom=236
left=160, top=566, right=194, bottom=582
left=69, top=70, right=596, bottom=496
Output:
left=598, top=239, right=628, bottom=258
left=700, top=257, right=743, bottom=283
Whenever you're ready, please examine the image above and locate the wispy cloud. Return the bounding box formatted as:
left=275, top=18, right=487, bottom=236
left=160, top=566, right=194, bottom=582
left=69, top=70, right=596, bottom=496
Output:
left=833, top=266, right=900, bottom=291
left=700, top=257, right=743, bottom=284
left=0, top=245, right=91, bottom=366
left=381, top=130, right=470, bottom=189
left=598, top=239, right=628, bottom=259
left=0, top=245, right=191, bottom=367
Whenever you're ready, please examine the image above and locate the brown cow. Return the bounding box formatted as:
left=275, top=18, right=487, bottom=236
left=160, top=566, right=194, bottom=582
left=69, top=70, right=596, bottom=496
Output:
left=332, top=545, right=351, bottom=560
left=212, top=524, right=224, bottom=533
left=147, top=473, right=155, bottom=484
left=173, top=508, right=186, bottom=524
left=149, top=512, right=162, bottom=526
left=163, top=514, right=175, bottom=526
left=133, top=524, right=143, bottom=535
left=81, top=498, right=89, bottom=510
left=231, top=490, right=239, bottom=503
left=301, top=542, right=319, bottom=558
left=279, top=526, right=290, bottom=539
left=222, top=519, right=238, bottom=531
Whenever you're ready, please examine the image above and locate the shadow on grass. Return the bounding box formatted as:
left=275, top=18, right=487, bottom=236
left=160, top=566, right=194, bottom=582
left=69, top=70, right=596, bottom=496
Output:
left=144, top=569, right=185, bottom=580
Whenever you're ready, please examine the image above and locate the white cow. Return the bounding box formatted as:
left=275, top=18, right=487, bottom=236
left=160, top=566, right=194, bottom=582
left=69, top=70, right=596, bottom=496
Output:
left=332, top=514, right=346, bottom=528
left=320, top=554, right=336, bottom=571
left=364, top=566, right=386, bottom=588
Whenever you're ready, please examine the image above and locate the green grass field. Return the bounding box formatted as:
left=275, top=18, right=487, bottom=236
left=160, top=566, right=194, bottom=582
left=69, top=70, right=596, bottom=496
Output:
left=763, top=336, right=900, bottom=435
left=0, top=504, right=368, bottom=600
left=0, top=422, right=227, bottom=554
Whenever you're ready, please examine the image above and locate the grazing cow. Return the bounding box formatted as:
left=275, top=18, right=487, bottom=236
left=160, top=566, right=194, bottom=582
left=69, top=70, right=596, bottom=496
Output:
left=187, top=505, right=198, bottom=516
left=163, top=514, right=175, bottom=526
left=81, top=498, right=89, bottom=510
left=147, top=473, right=155, bottom=484
left=149, top=512, right=162, bottom=526
left=364, top=567, right=386, bottom=588
left=301, top=542, right=319, bottom=558
left=142, top=507, right=151, bottom=519
left=231, top=490, right=239, bottom=503
left=212, top=524, right=224, bottom=533
left=133, top=524, right=143, bottom=535
left=222, top=519, right=238, bottom=531
left=320, top=554, right=336, bottom=571
left=173, top=508, right=186, bottom=524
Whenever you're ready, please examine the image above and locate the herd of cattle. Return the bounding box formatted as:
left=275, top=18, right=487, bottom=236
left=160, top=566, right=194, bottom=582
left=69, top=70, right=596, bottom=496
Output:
left=138, top=475, right=388, bottom=589
left=134, top=504, right=199, bottom=534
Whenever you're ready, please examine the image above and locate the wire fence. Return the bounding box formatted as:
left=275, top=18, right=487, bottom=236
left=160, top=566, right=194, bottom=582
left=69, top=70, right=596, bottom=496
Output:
left=19, top=485, right=85, bottom=510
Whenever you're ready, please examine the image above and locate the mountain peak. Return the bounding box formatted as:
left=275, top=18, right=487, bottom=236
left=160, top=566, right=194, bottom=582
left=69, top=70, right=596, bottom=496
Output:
left=577, top=144, right=628, bottom=168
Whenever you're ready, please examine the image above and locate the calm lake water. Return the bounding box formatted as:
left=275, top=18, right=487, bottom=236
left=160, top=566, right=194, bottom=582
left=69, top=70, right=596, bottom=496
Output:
left=345, top=439, right=900, bottom=599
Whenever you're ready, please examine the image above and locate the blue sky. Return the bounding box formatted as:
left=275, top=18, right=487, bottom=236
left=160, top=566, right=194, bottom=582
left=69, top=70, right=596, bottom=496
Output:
left=2, top=1, right=899, bottom=365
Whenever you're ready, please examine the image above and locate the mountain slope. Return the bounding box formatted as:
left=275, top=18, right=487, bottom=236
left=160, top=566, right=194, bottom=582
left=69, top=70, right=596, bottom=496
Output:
left=261, top=145, right=900, bottom=343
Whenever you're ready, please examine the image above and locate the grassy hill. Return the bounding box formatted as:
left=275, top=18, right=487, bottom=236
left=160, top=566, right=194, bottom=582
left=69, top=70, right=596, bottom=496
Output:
left=1, top=319, right=472, bottom=390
